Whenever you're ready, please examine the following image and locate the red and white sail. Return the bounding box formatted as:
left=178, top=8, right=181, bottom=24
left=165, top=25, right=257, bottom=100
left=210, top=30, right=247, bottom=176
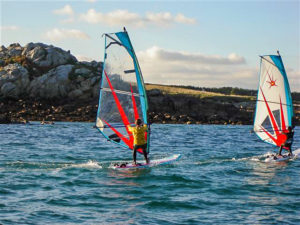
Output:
left=253, top=54, right=294, bottom=146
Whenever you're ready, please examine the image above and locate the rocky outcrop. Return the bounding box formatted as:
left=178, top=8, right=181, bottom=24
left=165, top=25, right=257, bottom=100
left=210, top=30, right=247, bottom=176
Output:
left=0, top=43, right=102, bottom=100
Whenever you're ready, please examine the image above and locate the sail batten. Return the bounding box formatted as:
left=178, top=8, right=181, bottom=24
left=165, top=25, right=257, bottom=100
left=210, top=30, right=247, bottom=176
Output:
left=96, top=29, right=150, bottom=153
left=253, top=53, right=294, bottom=147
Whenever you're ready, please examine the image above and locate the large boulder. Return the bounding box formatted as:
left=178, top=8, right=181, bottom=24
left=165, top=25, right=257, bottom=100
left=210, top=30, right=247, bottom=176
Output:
left=29, top=64, right=74, bottom=98
left=23, top=43, right=77, bottom=68
left=6, top=43, right=23, bottom=57
left=0, top=45, right=8, bottom=58
left=0, top=63, right=30, bottom=98
left=1, top=82, right=18, bottom=98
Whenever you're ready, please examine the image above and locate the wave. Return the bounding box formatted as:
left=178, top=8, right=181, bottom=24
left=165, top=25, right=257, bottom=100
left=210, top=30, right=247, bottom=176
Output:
left=0, top=160, right=102, bottom=172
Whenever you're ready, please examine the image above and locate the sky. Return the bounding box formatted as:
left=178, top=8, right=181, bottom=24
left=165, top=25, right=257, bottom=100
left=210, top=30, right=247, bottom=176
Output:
left=0, top=0, right=299, bottom=91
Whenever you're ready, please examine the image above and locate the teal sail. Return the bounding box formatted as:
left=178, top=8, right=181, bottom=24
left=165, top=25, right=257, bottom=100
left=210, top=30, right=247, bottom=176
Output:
left=96, top=28, right=150, bottom=154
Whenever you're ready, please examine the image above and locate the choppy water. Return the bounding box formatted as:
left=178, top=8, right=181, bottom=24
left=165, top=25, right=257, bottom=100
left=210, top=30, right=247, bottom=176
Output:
left=0, top=123, right=300, bottom=224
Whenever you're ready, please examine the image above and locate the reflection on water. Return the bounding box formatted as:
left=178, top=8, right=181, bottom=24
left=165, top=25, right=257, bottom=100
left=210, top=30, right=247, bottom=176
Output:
left=246, top=157, right=289, bottom=186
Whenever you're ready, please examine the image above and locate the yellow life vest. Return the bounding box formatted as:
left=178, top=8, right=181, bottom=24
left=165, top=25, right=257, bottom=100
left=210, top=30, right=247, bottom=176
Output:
left=128, top=124, right=147, bottom=145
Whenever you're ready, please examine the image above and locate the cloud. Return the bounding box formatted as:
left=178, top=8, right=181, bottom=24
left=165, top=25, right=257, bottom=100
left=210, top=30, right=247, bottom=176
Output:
left=53, top=5, right=75, bottom=23
left=286, top=68, right=300, bottom=92
left=0, top=25, right=19, bottom=31
left=145, top=12, right=196, bottom=26
left=137, top=46, right=258, bottom=88
left=79, top=9, right=196, bottom=27
left=86, top=0, right=97, bottom=2
left=44, top=28, right=90, bottom=41
left=175, top=13, right=196, bottom=24
left=53, top=5, right=74, bottom=16
left=139, top=46, right=246, bottom=65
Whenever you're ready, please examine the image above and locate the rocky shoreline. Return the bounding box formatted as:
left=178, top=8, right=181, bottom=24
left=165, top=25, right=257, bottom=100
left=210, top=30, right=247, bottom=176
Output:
left=1, top=43, right=299, bottom=125
left=0, top=95, right=254, bottom=125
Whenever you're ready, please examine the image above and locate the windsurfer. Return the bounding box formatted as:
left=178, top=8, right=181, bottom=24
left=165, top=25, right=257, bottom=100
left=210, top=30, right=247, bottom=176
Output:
left=278, top=126, right=294, bottom=156
left=128, top=119, right=149, bottom=165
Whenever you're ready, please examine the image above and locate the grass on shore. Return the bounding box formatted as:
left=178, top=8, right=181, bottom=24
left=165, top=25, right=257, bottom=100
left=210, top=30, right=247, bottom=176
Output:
left=145, top=84, right=256, bottom=102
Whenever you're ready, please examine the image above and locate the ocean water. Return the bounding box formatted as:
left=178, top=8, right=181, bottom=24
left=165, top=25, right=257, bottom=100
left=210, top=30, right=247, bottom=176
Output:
left=0, top=123, right=299, bottom=225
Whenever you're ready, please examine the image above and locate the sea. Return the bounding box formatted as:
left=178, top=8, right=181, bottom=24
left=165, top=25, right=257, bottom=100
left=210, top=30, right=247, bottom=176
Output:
left=0, top=123, right=299, bottom=225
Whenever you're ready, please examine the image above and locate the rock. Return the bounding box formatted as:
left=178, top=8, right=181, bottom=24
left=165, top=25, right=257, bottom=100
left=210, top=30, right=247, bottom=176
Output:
left=29, top=64, right=73, bottom=98
left=0, top=59, right=5, bottom=66
left=164, top=113, right=171, bottom=120
left=24, top=43, right=77, bottom=68
left=0, top=63, right=29, bottom=97
left=1, top=82, right=18, bottom=98
left=80, top=78, right=93, bottom=92
left=92, top=83, right=100, bottom=98
left=68, top=89, right=83, bottom=98
left=7, top=43, right=23, bottom=57
left=178, top=115, right=188, bottom=122
left=26, top=45, right=47, bottom=64
left=0, top=113, right=10, bottom=124
left=171, top=115, right=178, bottom=121
left=148, top=89, right=162, bottom=97
left=75, top=68, right=91, bottom=76
left=0, top=45, right=7, bottom=52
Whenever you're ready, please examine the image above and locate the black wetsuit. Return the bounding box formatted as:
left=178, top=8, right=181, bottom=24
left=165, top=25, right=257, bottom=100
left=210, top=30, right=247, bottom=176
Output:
left=279, top=130, right=294, bottom=155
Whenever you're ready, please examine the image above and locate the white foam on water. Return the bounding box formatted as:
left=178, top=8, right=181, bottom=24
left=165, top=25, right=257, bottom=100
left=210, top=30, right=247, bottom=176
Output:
left=69, top=160, right=102, bottom=169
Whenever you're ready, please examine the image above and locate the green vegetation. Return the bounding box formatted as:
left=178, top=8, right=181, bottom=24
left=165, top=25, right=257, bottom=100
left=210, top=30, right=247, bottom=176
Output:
left=146, top=84, right=256, bottom=102
left=146, top=83, right=300, bottom=102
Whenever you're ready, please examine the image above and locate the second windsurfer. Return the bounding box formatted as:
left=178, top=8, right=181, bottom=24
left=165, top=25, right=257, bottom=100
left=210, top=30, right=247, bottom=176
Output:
left=278, top=126, right=294, bottom=156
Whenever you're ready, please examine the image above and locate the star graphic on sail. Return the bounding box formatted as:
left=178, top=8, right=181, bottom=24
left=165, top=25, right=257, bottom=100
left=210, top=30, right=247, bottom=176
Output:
left=266, top=70, right=277, bottom=88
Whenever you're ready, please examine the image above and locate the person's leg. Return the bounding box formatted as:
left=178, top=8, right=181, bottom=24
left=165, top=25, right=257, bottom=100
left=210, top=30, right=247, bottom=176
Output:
left=142, top=144, right=149, bottom=164
left=286, top=144, right=292, bottom=156
left=133, top=145, right=137, bottom=165
left=278, top=145, right=283, bottom=156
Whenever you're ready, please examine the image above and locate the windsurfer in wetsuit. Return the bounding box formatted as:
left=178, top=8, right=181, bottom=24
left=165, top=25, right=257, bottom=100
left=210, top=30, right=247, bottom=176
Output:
left=127, top=119, right=149, bottom=165
left=278, top=126, right=294, bottom=156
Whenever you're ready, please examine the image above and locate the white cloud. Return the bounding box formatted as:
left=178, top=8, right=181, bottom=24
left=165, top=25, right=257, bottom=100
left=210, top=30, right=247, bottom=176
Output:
left=53, top=5, right=74, bottom=16
left=0, top=25, right=19, bottom=31
left=44, top=28, right=90, bottom=41
left=137, top=46, right=259, bottom=89
left=79, top=9, right=196, bottom=27
left=80, top=9, right=141, bottom=26
left=286, top=68, right=300, bottom=92
left=175, top=13, right=196, bottom=24
left=53, top=5, right=75, bottom=23
left=86, top=0, right=97, bottom=2
left=139, top=46, right=246, bottom=65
